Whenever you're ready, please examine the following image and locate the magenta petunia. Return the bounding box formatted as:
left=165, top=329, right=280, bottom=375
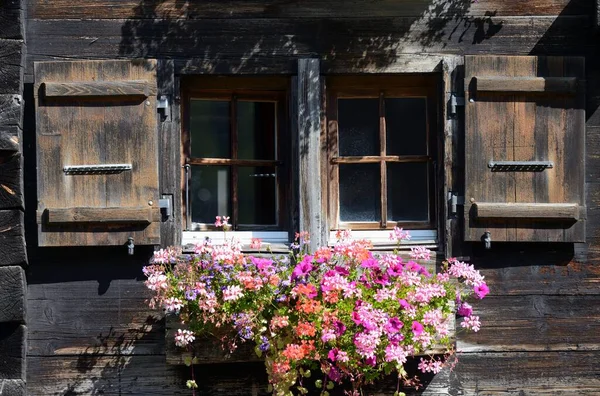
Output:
left=398, top=299, right=411, bottom=310
left=474, top=282, right=490, bottom=299
left=291, top=255, right=315, bottom=281
left=412, top=321, right=424, bottom=335
left=457, top=302, right=473, bottom=317
left=365, top=356, right=377, bottom=366
left=334, top=320, right=347, bottom=336
left=384, top=317, right=404, bottom=334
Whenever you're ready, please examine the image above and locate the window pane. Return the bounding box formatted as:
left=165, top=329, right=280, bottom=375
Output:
left=385, top=98, right=427, bottom=156
left=238, top=166, right=277, bottom=225
left=190, top=100, right=231, bottom=158
left=338, top=98, right=379, bottom=156
left=238, top=101, right=277, bottom=160
left=387, top=163, right=429, bottom=222
left=339, top=164, right=380, bottom=222
left=190, top=165, right=231, bottom=224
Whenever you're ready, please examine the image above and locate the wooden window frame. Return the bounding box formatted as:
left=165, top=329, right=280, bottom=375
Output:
left=326, top=75, right=440, bottom=231
left=181, top=77, right=290, bottom=232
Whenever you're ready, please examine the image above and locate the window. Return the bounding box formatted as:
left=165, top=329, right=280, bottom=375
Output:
left=326, top=75, right=439, bottom=231
left=182, top=78, right=289, bottom=233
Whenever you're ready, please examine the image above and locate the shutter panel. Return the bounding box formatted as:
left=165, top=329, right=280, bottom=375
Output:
left=34, top=60, right=161, bottom=246
left=464, top=55, right=585, bottom=243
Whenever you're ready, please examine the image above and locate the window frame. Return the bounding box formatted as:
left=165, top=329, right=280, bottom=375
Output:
left=325, top=75, right=440, bottom=232
left=181, top=77, right=291, bottom=233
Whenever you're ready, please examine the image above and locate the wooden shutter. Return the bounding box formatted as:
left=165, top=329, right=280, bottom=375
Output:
left=34, top=60, right=161, bottom=246
left=464, top=55, right=585, bottom=242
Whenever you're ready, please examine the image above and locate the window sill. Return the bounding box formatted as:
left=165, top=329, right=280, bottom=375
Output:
left=182, top=230, right=290, bottom=253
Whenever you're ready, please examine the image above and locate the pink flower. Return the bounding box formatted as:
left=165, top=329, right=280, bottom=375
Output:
left=474, top=283, right=490, bottom=299
left=410, top=246, right=431, bottom=260
left=457, top=302, right=473, bottom=317
left=412, top=321, right=424, bottom=335
left=291, top=255, right=314, bottom=281
left=384, top=317, right=404, bottom=334
left=222, top=285, right=243, bottom=301
left=214, top=215, right=230, bottom=228
left=389, top=226, right=411, bottom=242
left=174, top=329, right=195, bottom=347
left=250, top=238, right=262, bottom=250
left=461, top=315, right=481, bottom=332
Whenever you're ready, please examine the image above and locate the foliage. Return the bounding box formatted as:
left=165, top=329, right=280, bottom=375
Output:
left=143, top=218, right=488, bottom=395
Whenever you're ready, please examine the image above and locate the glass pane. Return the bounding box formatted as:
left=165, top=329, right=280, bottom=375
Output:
left=190, top=165, right=231, bottom=224
left=338, top=98, right=379, bottom=156
left=238, top=101, right=277, bottom=160
left=339, top=164, right=380, bottom=222
left=190, top=100, right=231, bottom=158
left=238, top=167, right=277, bottom=225
left=385, top=98, right=427, bottom=156
left=387, top=163, right=429, bottom=222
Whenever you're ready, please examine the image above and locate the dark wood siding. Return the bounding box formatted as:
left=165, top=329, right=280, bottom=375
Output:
left=22, top=0, right=600, bottom=394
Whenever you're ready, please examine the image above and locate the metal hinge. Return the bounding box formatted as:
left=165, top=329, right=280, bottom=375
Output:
left=157, top=95, right=170, bottom=121
left=448, top=192, right=465, bottom=216
left=449, top=94, right=465, bottom=117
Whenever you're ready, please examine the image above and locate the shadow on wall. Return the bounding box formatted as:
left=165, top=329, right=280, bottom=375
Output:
left=117, top=0, right=504, bottom=73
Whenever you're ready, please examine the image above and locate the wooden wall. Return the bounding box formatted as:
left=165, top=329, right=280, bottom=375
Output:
left=22, top=0, right=600, bottom=394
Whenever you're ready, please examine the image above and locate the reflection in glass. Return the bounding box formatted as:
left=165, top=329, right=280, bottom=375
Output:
left=339, top=164, right=380, bottom=222
left=238, top=101, right=277, bottom=160
left=338, top=99, right=379, bottom=156
left=190, top=165, right=231, bottom=224
left=385, top=98, right=427, bottom=156
left=238, top=167, right=277, bottom=225
left=387, top=163, right=429, bottom=222
left=190, top=100, right=231, bottom=158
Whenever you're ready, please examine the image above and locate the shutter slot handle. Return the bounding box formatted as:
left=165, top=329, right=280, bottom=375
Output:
left=64, top=164, right=132, bottom=175
left=488, top=161, right=553, bottom=172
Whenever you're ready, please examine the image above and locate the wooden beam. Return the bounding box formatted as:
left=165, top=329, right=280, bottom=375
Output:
left=473, top=77, right=578, bottom=94
left=296, top=59, right=326, bottom=250
left=42, top=80, right=155, bottom=97
left=40, top=207, right=161, bottom=224
left=332, top=155, right=430, bottom=164
left=474, top=203, right=580, bottom=220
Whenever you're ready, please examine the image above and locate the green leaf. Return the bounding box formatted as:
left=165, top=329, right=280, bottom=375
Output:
left=326, top=381, right=335, bottom=390
left=183, top=356, right=192, bottom=367
left=315, top=379, right=323, bottom=388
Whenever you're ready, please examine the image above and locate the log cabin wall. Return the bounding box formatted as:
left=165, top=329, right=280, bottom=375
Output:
left=20, top=0, right=600, bottom=394
left=0, top=0, right=27, bottom=395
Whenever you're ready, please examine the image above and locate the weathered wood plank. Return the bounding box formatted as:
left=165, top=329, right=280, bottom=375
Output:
left=0, top=210, right=26, bottom=266
left=0, top=380, right=26, bottom=396
left=0, top=39, right=22, bottom=94
left=473, top=76, right=578, bottom=93
left=0, top=95, right=22, bottom=127
left=41, top=207, right=160, bottom=224
left=27, top=0, right=592, bottom=19
left=42, top=80, right=154, bottom=97
left=0, top=126, right=20, bottom=153
left=450, top=351, right=600, bottom=395
left=0, top=0, right=22, bottom=40
left=27, top=355, right=188, bottom=395
left=457, top=295, right=600, bottom=352
left=0, top=324, right=26, bottom=380
left=0, top=153, right=23, bottom=210
left=25, top=16, right=592, bottom=77
left=0, top=266, right=26, bottom=323
left=473, top=202, right=580, bottom=220
left=296, top=59, right=325, bottom=250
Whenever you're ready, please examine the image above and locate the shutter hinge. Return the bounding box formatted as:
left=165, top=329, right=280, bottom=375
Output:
left=448, top=192, right=465, bottom=216
left=449, top=94, right=465, bottom=117
left=157, top=95, right=171, bottom=121
left=159, top=195, right=173, bottom=218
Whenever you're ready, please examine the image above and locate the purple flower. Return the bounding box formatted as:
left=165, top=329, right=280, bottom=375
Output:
left=335, top=266, right=349, bottom=276
left=365, top=356, right=377, bottom=366
left=457, top=302, right=473, bottom=317
left=259, top=336, right=270, bottom=352
left=474, top=283, right=489, bottom=299
left=384, top=317, right=404, bottom=334
left=352, top=311, right=362, bottom=325
left=387, top=262, right=403, bottom=277
left=328, top=366, right=342, bottom=382
left=389, top=333, right=405, bottom=345
left=333, top=321, right=346, bottom=336
left=398, top=299, right=411, bottom=310
left=412, top=321, right=424, bottom=335
left=291, top=255, right=314, bottom=281
left=328, top=348, right=339, bottom=361
left=361, top=258, right=379, bottom=269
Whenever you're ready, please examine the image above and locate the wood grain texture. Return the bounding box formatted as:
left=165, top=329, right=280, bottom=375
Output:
left=0, top=210, right=26, bottom=266
left=0, top=324, right=26, bottom=380
left=0, top=153, right=23, bottom=210
left=464, top=55, right=585, bottom=242
left=0, top=95, right=22, bottom=127
left=0, top=266, right=26, bottom=323
left=296, top=59, right=326, bottom=250
left=474, top=202, right=580, bottom=220
left=0, top=126, right=20, bottom=152
left=24, top=16, right=592, bottom=78
left=474, top=76, right=578, bottom=93
left=42, top=207, right=160, bottom=224
left=34, top=60, right=161, bottom=246
left=42, top=80, right=155, bottom=97
left=0, top=0, right=22, bottom=40
left=0, top=39, right=22, bottom=94
left=27, top=0, right=592, bottom=19
left=0, top=380, right=25, bottom=396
